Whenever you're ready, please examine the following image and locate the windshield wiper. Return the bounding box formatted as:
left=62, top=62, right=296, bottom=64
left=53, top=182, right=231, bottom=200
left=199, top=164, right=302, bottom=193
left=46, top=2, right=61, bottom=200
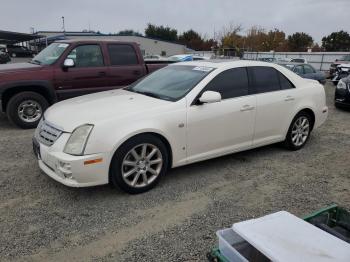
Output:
left=134, top=90, right=162, bottom=99
left=29, top=59, right=42, bottom=65
left=126, top=88, right=172, bottom=101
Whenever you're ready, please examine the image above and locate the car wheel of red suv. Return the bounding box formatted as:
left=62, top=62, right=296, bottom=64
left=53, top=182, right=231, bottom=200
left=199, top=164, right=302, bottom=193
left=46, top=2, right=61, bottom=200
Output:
left=6, top=92, right=49, bottom=129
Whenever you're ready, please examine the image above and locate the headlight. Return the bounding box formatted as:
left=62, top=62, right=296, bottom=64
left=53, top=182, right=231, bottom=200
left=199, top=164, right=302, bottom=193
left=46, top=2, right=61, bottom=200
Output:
left=64, top=124, right=93, bottom=155
left=337, top=80, right=347, bottom=90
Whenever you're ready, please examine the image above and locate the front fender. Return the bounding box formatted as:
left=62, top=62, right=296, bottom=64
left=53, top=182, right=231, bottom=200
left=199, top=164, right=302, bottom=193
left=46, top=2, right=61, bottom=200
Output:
left=84, top=106, right=187, bottom=167
left=0, top=80, right=57, bottom=111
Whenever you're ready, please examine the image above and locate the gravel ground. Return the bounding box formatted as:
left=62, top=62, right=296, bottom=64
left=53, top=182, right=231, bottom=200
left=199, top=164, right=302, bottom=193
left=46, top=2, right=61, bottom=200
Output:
left=0, top=81, right=349, bottom=262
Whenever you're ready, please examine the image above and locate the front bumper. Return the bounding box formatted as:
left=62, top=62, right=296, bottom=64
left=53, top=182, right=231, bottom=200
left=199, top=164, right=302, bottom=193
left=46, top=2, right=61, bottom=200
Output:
left=335, top=86, right=350, bottom=107
left=33, top=137, right=110, bottom=187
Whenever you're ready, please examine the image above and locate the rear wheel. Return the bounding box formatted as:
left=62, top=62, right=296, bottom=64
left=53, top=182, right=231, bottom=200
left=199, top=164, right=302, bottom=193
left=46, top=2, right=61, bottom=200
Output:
left=284, top=112, right=312, bottom=150
left=6, top=92, right=49, bottom=129
left=110, top=134, right=169, bottom=194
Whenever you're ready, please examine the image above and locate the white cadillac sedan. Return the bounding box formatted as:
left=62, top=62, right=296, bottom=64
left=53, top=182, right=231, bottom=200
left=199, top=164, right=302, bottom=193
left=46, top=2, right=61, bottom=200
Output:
left=33, top=61, right=328, bottom=193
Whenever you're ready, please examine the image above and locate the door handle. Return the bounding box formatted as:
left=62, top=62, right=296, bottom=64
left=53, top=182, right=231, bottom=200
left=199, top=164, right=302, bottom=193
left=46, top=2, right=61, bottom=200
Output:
left=98, top=71, right=107, bottom=77
left=240, top=105, right=255, bottom=112
left=284, top=96, right=295, bottom=101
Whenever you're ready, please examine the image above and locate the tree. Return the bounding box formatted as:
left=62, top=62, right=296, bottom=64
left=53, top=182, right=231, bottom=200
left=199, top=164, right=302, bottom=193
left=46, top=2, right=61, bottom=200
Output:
left=202, top=38, right=218, bottom=51
left=244, top=26, right=268, bottom=51
left=178, top=30, right=217, bottom=51
left=217, top=23, right=243, bottom=48
left=179, top=30, right=203, bottom=50
left=265, top=29, right=287, bottom=51
left=145, top=24, right=178, bottom=42
left=215, top=23, right=244, bottom=55
left=322, top=31, right=350, bottom=51
left=287, top=32, right=313, bottom=52
left=116, top=29, right=142, bottom=36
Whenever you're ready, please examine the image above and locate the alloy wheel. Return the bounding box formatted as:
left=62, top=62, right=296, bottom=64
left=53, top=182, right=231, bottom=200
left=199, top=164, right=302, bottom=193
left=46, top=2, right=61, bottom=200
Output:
left=291, top=116, right=310, bottom=147
left=121, top=143, right=163, bottom=188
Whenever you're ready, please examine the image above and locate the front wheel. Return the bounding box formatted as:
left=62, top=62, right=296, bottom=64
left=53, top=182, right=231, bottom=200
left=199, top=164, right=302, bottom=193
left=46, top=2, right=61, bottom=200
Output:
left=284, top=112, right=312, bottom=150
left=6, top=92, right=49, bottom=129
left=110, top=134, right=169, bottom=194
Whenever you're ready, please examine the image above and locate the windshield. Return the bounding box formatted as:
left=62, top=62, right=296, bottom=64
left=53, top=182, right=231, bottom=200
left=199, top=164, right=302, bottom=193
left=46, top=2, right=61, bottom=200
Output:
left=31, top=43, right=69, bottom=65
left=126, top=65, right=214, bottom=101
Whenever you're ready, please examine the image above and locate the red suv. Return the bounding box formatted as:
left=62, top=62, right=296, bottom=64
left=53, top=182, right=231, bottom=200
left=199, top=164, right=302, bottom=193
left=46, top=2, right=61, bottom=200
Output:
left=0, top=40, right=167, bottom=128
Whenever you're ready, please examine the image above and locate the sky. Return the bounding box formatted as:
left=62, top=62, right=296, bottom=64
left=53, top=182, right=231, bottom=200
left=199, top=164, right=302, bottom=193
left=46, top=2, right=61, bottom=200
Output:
left=1, top=0, right=349, bottom=43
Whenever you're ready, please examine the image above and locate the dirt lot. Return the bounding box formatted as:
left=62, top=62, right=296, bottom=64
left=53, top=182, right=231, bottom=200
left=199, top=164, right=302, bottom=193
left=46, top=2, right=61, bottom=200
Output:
left=0, top=81, right=349, bottom=261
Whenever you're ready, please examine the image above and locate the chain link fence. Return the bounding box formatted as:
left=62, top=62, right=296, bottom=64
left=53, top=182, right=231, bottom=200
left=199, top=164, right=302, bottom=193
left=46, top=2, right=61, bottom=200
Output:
left=243, top=51, right=350, bottom=72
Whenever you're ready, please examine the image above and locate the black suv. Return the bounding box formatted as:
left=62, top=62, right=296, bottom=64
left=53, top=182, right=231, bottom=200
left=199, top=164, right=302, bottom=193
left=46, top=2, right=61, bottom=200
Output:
left=7, top=45, right=33, bottom=58
left=335, top=75, right=350, bottom=109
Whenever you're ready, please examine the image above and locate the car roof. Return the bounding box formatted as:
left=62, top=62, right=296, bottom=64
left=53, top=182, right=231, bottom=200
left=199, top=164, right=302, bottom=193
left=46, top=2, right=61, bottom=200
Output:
left=277, top=62, right=305, bottom=66
left=172, top=59, right=305, bottom=86
left=174, top=59, right=283, bottom=69
left=54, top=39, right=138, bottom=45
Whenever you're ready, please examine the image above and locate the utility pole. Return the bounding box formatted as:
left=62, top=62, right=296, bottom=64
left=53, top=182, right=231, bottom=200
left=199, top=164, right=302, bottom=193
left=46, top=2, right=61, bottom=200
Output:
left=62, top=16, right=66, bottom=37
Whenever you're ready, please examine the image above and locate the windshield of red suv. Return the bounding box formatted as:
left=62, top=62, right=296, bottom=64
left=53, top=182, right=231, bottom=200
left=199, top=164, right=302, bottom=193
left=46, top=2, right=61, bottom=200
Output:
left=31, top=43, right=69, bottom=65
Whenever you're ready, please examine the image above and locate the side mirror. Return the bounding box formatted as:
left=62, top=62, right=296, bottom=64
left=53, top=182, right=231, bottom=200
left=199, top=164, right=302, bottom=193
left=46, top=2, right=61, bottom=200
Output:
left=63, top=58, right=75, bottom=68
left=198, top=91, right=221, bottom=104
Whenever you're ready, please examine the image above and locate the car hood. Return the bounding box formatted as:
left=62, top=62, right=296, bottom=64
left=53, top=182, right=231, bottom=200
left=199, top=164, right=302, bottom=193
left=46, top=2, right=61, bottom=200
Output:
left=335, top=61, right=350, bottom=64
left=338, top=63, right=350, bottom=68
left=0, top=62, right=41, bottom=74
left=44, top=89, right=171, bottom=132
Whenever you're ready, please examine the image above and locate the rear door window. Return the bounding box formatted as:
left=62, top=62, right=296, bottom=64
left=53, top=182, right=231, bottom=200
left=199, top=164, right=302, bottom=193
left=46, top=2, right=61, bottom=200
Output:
left=248, top=67, right=280, bottom=94
left=204, top=68, right=249, bottom=99
left=108, top=44, right=138, bottom=65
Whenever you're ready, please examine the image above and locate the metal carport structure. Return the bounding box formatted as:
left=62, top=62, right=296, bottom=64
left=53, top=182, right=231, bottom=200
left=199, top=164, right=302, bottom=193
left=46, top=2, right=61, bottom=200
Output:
left=0, top=30, right=44, bottom=52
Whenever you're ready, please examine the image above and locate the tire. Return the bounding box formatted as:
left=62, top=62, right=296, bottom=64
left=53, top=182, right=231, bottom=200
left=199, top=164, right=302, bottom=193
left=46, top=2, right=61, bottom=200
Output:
left=110, top=134, right=169, bottom=194
left=284, top=112, right=312, bottom=150
left=6, top=92, right=49, bottom=129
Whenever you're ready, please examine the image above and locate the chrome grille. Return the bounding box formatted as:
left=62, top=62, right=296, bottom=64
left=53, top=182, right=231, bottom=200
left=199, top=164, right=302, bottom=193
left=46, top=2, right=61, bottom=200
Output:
left=36, top=120, right=63, bottom=146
